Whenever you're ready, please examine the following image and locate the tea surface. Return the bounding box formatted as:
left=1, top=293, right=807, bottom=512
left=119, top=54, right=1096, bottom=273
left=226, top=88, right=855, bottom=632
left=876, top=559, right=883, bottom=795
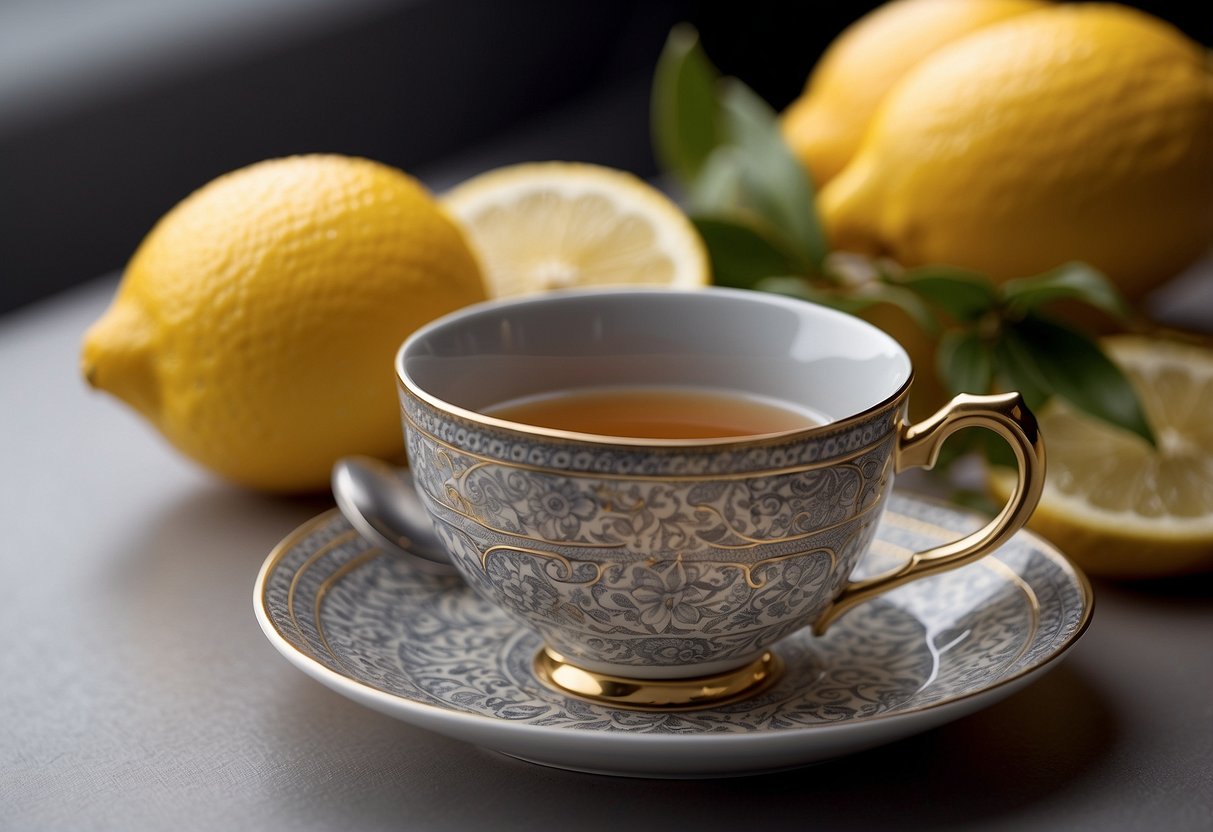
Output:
left=482, top=386, right=824, bottom=439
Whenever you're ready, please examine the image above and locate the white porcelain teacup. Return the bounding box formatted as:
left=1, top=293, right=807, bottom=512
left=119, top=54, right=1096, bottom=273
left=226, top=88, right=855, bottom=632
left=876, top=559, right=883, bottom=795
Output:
left=394, top=287, right=1043, bottom=709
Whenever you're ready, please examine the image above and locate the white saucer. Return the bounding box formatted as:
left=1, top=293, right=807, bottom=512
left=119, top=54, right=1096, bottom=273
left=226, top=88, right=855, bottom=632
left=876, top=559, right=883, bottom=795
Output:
left=254, top=492, right=1092, bottom=778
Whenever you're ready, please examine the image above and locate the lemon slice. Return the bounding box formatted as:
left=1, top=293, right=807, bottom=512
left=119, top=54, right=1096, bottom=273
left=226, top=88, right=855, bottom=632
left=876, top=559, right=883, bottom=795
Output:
left=990, top=334, right=1213, bottom=578
left=442, top=162, right=709, bottom=297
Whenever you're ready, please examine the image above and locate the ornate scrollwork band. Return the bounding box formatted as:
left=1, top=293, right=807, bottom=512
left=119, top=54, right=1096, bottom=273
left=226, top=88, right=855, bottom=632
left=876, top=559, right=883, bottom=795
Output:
left=401, top=386, right=904, bottom=672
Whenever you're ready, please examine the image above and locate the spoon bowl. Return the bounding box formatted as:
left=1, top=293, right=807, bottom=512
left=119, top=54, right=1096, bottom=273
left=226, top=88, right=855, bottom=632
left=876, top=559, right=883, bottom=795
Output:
left=331, top=456, right=458, bottom=576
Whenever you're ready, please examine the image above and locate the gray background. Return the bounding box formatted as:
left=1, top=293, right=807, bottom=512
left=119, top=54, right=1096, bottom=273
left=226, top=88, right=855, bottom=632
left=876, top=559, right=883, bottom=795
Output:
left=3, top=1, right=1213, bottom=828
left=2, top=0, right=1208, bottom=313
left=3, top=271, right=1211, bottom=830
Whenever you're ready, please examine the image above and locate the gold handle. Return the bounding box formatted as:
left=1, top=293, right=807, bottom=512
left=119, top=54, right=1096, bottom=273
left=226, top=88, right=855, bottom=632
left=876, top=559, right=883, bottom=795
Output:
left=813, top=392, right=1045, bottom=635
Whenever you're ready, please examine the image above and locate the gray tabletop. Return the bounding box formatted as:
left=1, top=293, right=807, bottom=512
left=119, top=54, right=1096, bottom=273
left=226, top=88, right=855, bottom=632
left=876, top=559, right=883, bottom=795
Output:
left=3, top=274, right=1212, bottom=832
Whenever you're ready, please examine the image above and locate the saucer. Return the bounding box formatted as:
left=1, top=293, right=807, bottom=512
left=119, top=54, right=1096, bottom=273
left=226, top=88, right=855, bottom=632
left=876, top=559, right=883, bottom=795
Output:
left=254, top=492, right=1092, bottom=778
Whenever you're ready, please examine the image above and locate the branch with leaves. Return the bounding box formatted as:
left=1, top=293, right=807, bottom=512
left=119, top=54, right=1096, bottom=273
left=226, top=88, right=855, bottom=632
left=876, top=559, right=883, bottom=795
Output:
left=651, top=24, right=1155, bottom=449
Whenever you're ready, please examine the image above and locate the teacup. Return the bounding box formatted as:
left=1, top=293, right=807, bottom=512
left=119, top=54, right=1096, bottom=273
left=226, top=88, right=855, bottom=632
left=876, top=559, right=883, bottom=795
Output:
left=394, top=287, right=1043, bottom=709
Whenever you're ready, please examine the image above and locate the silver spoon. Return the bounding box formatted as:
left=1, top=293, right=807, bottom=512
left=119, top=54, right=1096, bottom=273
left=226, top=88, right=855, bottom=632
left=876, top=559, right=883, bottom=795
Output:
left=331, top=456, right=459, bottom=576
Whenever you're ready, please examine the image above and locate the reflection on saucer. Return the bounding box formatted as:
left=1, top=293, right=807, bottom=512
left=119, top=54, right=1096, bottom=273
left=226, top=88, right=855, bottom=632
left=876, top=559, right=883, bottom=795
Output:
left=255, top=492, right=1091, bottom=777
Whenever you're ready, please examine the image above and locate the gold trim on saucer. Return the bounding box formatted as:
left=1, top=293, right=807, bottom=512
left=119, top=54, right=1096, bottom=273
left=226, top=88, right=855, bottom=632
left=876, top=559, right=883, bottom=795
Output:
left=532, top=648, right=783, bottom=711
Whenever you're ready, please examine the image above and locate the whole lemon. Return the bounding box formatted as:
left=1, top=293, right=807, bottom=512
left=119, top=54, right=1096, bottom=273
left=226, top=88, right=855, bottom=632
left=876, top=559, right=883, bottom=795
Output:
left=819, top=4, right=1213, bottom=299
left=81, top=155, right=485, bottom=492
left=781, top=0, right=1045, bottom=188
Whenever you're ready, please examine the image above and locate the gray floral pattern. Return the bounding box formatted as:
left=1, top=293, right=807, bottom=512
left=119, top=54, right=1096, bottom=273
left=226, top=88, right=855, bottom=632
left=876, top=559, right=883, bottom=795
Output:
left=408, top=433, right=892, bottom=552
left=258, top=493, right=1092, bottom=735
left=402, top=393, right=899, bottom=477
left=426, top=499, right=876, bottom=668
left=401, top=391, right=898, bottom=671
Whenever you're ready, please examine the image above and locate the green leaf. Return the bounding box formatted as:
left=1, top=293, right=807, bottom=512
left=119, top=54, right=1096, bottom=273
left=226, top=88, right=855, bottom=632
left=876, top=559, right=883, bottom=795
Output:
left=687, top=146, right=745, bottom=213
left=1000, top=262, right=1132, bottom=321
left=751, top=277, right=936, bottom=334
left=978, top=428, right=1021, bottom=470
left=692, top=215, right=803, bottom=290
left=898, top=266, right=999, bottom=323
left=715, top=79, right=828, bottom=270
left=689, top=149, right=816, bottom=275
left=650, top=25, right=720, bottom=184
left=754, top=278, right=883, bottom=317
left=993, top=333, right=1052, bottom=411
left=949, top=487, right=1001, bottom=516
left=937, top=331, right=994, bottom=395
left=856, top=282, right=940, bottom=334
left=926, top=428, right=984, bottom=472
left=1005, top=315, right=1156, bottom=445
left=754, top=276, right=837, bottom=304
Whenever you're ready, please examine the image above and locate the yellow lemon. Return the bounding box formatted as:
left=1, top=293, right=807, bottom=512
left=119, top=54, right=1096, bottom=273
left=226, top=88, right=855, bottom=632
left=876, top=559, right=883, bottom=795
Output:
left=81, top=155, right=485, bottom=493
left=781, top=0, right=1045, bottom=188
left=819, top=3, right=1213, bottom=300
left=989, top=335, right=1213, bottom=579
left=442, top=162, right=709, bottom=297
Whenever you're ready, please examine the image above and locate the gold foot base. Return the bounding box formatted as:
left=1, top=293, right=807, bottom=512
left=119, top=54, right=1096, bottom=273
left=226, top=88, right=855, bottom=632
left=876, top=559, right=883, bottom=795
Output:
left=533, top=648, right=783, bottom=711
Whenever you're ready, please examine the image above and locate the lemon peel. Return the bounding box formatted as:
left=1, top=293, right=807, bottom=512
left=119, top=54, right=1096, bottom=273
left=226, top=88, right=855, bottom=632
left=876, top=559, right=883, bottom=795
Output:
left=82, top=155, right=485, bottom=492
left=819, top=4, right=1213, bottom=299
left=781, top=0, right=1045, bottom=188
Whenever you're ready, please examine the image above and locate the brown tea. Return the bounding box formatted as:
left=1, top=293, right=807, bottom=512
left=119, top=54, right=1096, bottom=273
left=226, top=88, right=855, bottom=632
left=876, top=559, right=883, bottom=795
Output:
left=482, top=386, right=826, bottom=439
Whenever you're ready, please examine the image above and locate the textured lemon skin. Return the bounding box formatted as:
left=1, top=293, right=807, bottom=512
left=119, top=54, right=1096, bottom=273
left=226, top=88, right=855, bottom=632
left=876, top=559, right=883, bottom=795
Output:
left=82, top=155, right=485, bottom=492
left=781, top=0, right=1045, bottom=188
left=820, top=4, right=1213, bottom=299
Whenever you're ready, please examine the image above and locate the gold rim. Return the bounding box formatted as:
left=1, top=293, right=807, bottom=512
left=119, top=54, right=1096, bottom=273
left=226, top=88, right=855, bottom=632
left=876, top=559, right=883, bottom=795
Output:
left=394, top=287, right=914, bottom=451
left=404, top=408, right=898, bottom=480
left=399, top=379, right=912, bottom=451
left=254, top=497, right=1094, bottom=730
left=532, top=648, right=783, bottom=711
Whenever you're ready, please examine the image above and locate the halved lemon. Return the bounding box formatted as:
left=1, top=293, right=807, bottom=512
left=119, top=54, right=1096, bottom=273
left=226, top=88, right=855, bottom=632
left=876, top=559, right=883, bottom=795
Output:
left=990, top=334, right=1213, bottom=578
left=441, top=162, right=709, bottom=297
